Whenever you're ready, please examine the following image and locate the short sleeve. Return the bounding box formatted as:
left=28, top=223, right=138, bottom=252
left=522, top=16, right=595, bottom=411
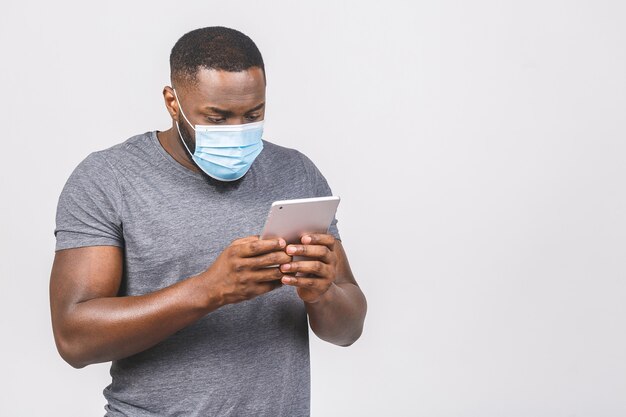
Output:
left=297, top=152, right=341, bottom=241
left=54, top=152, right=124, bottom=251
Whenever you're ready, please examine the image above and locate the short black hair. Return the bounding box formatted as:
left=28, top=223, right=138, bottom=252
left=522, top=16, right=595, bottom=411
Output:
left=170, top=26, right=265, bottom=86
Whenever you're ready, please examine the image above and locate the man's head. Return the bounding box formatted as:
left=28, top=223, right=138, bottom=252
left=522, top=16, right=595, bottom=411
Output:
left=163, top=27, right=266, bottom=154
left=169, top=26, right=265, bottom=88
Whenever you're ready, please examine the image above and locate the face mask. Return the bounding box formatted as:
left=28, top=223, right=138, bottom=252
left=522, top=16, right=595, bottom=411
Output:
left=173, top=89, right=264, bottom=182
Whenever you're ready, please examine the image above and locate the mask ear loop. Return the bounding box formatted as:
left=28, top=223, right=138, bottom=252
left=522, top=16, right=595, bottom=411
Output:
left=173, top=89, right=196, bottom=131
left=172, top=88, right=195, bottom=157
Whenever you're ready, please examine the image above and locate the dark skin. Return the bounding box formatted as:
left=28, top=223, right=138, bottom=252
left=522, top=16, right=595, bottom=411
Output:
left=50, top=67, right=367, bottom=368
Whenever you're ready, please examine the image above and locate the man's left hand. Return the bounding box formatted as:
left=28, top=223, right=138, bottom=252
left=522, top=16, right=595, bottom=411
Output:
left=279, top=234, right=338, bottom=303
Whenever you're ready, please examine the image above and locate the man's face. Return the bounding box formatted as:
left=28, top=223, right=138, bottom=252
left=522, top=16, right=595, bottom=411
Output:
left=171, top=67, right=266, bottom=151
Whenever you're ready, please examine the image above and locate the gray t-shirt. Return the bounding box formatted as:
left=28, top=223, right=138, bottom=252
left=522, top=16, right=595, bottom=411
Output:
left=54, top=131, right=339, bottom=417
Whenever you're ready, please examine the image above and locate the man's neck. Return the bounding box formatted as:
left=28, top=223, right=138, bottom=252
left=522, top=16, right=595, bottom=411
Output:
left=157, top=128, right=200, bottom=173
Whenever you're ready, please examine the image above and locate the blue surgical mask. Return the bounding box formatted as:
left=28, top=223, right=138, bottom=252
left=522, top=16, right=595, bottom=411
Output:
left=173, top=89, right=264, bottom=182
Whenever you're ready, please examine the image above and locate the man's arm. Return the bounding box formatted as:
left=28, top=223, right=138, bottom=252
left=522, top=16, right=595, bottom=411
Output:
left=279, top=236, right=367, bottom=346
left=50, top=237, right=291, bottom=368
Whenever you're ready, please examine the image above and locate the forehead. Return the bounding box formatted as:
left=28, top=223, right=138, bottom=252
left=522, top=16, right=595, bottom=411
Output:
left=181, top=67, right=265, bottom=106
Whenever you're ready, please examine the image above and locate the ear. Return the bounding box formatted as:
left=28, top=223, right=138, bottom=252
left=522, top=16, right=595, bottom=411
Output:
left=162, top=86, right=179, bottom=122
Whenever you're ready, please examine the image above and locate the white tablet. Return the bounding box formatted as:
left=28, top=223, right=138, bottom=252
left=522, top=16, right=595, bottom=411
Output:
left=260, top=196, right=340, bottom=244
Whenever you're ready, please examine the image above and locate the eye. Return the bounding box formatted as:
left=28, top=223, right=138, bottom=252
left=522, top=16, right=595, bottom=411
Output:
left=245, top=114, right=261, bottom=122
left=206, top=117, right=226, bottom=124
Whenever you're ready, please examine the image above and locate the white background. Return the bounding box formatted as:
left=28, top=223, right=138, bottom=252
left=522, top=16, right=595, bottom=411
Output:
left=1, top=1, right=625, bottom=416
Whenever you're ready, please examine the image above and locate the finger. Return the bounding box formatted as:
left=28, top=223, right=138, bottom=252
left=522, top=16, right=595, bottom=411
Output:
left=251, top=251, right=293, bottom=269
left=254, top=279, right=283, bottom=295
left=231, top=235, right=260, bottom=245
left=285, top=244, right=332, bottom=262
left=248, top=266, right=285, bottom=282
left=280, top=275, right=327, bottom=290
left=301, top=234, right=336, bottom=250
left=238, top=238, right=286, bottom=257
left=279, top=260, right=330, bottom=277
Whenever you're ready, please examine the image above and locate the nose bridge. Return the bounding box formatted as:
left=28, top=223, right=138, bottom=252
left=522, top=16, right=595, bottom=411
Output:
left=228, top=115, right=247, bottom=125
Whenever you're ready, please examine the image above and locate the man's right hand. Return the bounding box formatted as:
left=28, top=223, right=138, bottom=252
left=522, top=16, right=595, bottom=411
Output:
left=50, top=236, right=291, bottom=368
left=200, top=236, right=292, bottom=306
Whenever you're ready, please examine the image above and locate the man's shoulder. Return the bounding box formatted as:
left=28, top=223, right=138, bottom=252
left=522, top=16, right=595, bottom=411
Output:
left=64, top=132, right=155, bottom=187
left=91, top=131, right=154, bottom=163
left=260, top=139, right=318, bottom=169
left=261, top=139, right=301, bottom=158
left=74, top=132, right=154, bottom=172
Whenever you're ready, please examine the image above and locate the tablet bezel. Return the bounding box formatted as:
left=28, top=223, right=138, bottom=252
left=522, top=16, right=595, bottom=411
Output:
left=260, top=196, right=340, bottom=244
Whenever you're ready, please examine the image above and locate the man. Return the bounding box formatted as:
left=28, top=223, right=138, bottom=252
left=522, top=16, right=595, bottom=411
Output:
left=50, top=27, right=367, bottom=416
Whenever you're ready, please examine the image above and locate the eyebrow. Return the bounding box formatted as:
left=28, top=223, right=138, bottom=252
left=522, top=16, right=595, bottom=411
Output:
left=202, top=102, right=265, bottom=116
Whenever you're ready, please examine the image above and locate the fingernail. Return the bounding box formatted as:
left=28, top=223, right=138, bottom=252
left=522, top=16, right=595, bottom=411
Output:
left=281, top=263, right=291, bottom=271
left=302, top=235, right=312, bottom=244
left=286, top=246, right=297, bottom=254
left=278, top=238, right=286, bottom=248
left=282, top=276, right=295, bottom=284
